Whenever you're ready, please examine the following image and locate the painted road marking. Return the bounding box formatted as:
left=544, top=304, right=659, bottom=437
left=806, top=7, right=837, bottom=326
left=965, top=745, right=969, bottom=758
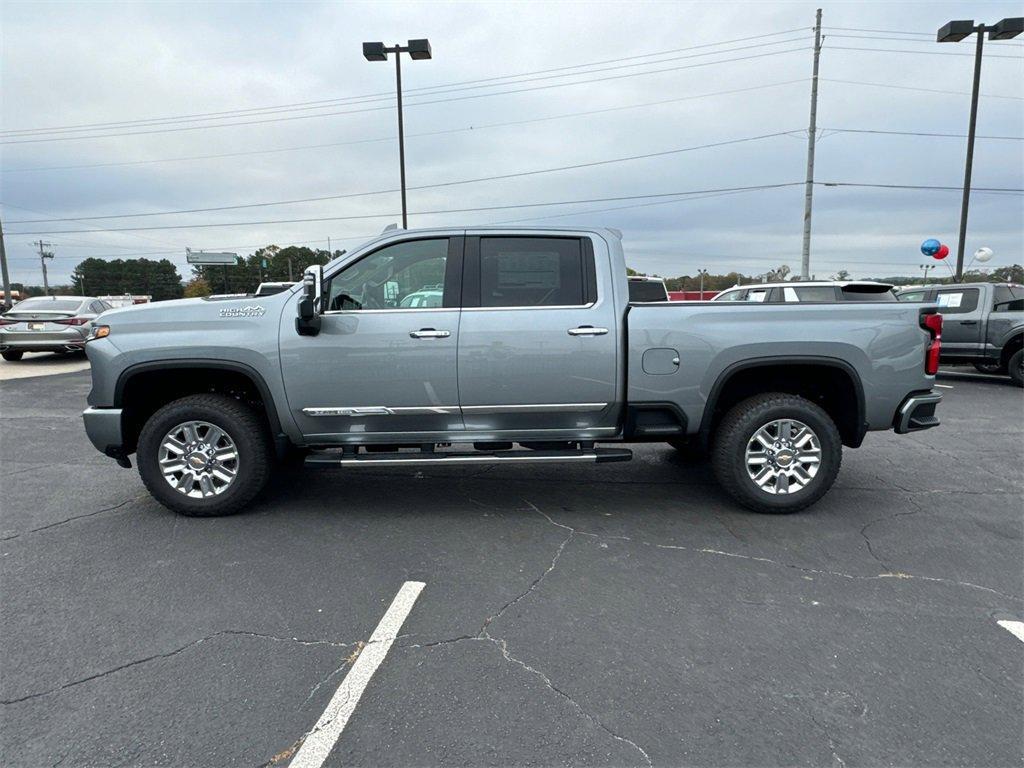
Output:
left=934, top=384, right=954, bottom=389
left=997, top=620, right=1024, bottom=644
left=289, top=581, right=426, bottom=768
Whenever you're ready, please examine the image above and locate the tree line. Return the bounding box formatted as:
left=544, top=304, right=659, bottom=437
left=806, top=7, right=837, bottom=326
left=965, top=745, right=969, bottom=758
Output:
left=8, top=252, right=1021, bottom=301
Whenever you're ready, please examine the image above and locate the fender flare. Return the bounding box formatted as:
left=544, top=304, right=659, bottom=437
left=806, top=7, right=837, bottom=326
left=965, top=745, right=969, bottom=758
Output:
left=698, top=355, right=867, bottom=446
left=114, top=359, right=284, bottom=435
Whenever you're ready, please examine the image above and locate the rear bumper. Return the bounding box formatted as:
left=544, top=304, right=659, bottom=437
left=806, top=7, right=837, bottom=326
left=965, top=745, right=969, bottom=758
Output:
left=894, top=391, right=942, bottom=434
left=1, top=334, right=87, bottom=353
left=82, top=407, right=130, bottom=466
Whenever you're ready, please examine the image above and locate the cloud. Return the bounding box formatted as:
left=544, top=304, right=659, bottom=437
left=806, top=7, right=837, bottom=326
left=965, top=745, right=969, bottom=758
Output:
left=1, top=0, right=1021, bottom=284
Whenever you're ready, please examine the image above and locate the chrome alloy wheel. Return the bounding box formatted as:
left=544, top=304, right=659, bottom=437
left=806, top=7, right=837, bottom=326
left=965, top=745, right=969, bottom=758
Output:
left=158, top=421, right=239, bottom=498
left=744, top=418, right=821, bottom=495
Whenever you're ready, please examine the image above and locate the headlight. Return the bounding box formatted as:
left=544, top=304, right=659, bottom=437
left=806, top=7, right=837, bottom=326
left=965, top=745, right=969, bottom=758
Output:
left=87, top=325, right=110, bottom=341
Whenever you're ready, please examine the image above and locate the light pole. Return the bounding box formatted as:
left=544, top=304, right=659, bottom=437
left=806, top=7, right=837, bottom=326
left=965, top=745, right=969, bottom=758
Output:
left=697, top=268, right=709, bottom=300
left=362, top=39, right=432, bottom=230
left=919, top=263, right=934, bottom=285
left=937, top=17, right=1022, bottom=280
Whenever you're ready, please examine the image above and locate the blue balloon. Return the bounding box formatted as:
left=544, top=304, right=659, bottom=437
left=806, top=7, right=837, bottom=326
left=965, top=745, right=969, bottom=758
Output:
left=921, top=238, right=941, bottom=256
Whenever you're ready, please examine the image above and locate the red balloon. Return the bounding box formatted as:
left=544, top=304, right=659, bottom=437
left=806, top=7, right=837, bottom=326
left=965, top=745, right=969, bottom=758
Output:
left=934, top=243, right=950, bottom=260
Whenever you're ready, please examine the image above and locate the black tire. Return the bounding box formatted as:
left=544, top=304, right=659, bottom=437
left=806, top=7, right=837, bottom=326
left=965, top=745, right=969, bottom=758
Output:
left=711, top=393, right=842, bottom=514
left=1, top=350, right=24, bottom=361
left=666, top=438, right=707, bottom=461
left=973, top=361, right=1006, bottom=375
left=137, top=394, right=272, bottom=516
left=1009, top=349, right=1023, bottom=388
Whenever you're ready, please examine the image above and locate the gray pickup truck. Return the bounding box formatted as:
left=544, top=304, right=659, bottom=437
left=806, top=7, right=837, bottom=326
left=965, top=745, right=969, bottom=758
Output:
left=897, top=282, right=1023, bottom=386
left=82, top=227, right=943, bottom=517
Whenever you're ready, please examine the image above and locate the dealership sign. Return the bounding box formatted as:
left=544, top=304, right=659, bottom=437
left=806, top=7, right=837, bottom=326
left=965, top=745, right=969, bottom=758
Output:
left=186, top=248, right=239, bottom=265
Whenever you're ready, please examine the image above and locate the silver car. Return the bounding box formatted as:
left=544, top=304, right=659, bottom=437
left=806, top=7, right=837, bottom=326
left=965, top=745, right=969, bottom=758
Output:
left=0, top=295, right=112, bottom=361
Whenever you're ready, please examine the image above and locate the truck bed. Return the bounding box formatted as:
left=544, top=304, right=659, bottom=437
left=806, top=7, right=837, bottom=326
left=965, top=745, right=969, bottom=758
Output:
left=626, top=300, right=934, bottom=437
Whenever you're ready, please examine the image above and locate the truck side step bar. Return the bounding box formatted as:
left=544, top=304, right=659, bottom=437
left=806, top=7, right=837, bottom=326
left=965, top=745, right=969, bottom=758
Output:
left=305, top=447, right=633, bottom=468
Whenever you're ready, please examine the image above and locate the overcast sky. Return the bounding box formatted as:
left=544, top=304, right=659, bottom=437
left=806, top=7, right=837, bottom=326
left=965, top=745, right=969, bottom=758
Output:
left=1, top=0, right=1021, bottom=286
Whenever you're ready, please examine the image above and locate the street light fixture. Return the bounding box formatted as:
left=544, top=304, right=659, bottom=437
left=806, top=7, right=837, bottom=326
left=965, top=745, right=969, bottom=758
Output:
left=362, top=39, right=433, bottom=229
left=936, top=17, right=1022, bottom=281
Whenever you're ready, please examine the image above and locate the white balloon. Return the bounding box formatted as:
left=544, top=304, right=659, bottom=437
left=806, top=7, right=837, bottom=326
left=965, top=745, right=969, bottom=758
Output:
left=974, top=247, right=993, bottom=263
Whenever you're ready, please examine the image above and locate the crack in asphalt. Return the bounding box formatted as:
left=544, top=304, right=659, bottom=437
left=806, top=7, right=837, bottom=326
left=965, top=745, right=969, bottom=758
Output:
left=487, top=632, right=653, bottom=766
left=400, top=502, right=652, bottom=766
left=810, top=714, right=847, bottom=768
left=1, top=496, right=142, bottom=541
left=0, top=629, right=356, bottom=705
left=522, top=500, right=1022, bottom=603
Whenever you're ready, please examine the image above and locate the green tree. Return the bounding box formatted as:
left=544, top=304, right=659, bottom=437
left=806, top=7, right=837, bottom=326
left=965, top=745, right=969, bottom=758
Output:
left=183, top=277, right=212, bottom=298
left=71, top=258, right=183, bottom=300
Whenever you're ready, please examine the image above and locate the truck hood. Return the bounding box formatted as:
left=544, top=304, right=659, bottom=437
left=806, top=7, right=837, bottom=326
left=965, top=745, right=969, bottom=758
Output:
left=98, top=292, right=293, bottom=325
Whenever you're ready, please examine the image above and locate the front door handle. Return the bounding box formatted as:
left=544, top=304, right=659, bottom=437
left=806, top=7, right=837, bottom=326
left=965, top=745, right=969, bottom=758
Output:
left=410, top=328, right=451, bottom=339
left=568, top=326, right=609, bottom=336
left=958, top=320, right=978, bottom=325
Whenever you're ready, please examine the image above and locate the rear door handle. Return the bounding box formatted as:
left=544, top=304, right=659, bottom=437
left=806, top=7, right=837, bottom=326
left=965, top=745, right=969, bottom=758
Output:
left=410, top=328, right=451, bottom=339
left=568, top=326, right=609, bottom=336
left=958, top=320, right=978, bottom=325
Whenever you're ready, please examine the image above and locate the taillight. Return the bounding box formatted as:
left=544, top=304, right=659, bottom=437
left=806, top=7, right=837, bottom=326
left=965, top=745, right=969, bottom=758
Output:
left=921, top=312, right=942, bottom=375
left=54, top=317, right=89, bottom=326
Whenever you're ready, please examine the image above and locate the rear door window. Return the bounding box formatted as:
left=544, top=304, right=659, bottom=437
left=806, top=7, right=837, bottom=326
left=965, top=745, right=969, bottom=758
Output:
left=935, top=288, right=979, bottom=314
left=478, top=237, right=587, bottom=307
left=794, top=286, right=838, bottom=302
left=744, top=288, right=769, bottom=303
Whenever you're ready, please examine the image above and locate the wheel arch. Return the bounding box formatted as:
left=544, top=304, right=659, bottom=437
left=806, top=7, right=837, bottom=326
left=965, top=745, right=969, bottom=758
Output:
left=114, top=360, right=287, bottom=455
left=999, top=332, right=1023, bottom=367
left=699, top=356, right=867, bottom=448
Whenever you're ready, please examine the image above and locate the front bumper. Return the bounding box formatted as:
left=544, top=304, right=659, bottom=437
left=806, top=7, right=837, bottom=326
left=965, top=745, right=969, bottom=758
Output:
left=82, top=407, right=131, bottom=467
left=894, top=391, right=942, bottom=434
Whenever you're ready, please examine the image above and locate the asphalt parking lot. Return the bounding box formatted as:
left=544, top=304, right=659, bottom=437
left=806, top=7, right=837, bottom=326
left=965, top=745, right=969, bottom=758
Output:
left=1, top=363, right=1022, bottom=767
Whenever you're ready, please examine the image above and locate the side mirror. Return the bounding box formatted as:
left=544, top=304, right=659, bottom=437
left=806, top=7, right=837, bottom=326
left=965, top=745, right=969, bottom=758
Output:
left=296, top=264, right=323, bottom=336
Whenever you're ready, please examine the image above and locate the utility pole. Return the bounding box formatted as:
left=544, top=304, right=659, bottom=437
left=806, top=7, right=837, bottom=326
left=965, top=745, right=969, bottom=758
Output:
left=0, top=213, right=12, bottom=310
left=800, top=8, right=823, bottom=281
left=35, top=240, right=54, bottom=295
left=697, top=268, right=709, bottom=300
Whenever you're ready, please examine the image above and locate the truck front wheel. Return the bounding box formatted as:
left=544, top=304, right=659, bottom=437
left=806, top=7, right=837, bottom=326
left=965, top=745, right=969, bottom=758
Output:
left=711, top=393, right=842, bottom=514
left=136, top=394, right=272, bottom=516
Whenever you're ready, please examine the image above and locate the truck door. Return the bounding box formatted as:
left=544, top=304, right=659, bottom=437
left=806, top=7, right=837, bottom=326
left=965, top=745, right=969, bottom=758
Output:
left=280, top=236, right=464, bottom=441
left=456, top=233, right=621, bottom=436
left=935, top=286, right=983, bottom=357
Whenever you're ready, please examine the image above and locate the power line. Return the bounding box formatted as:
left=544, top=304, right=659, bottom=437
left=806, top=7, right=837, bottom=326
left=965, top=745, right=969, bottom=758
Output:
left=5, top=131, right=800, bottom=224
left=0, top=28, right=810, bottom=137
left=828, top=44, right=1024, bottom=60
left=824, top=127, right=1024, bottom=140
left=10, top=179, right=1022, bottom=237
left=827, top=32, right=1024, bottom=48
left=3, top=38, right=810, bottom=140
left=0, top=47, right=811, bottom=145
left=819, top=181, right=1023, bottom=192
left=819, top=77, right=1024, bottom=100
left=7, top=183, right=806, bottom=235
left=1, top=79, right=808, bottom=174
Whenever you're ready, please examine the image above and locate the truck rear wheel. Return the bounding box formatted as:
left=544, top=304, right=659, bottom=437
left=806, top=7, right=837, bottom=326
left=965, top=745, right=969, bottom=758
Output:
left=136, top=394, right=272, bottom=516
left=1009, top=349, right=1023, bottom=388
left=1, top=351, right=24, bottom=361
left=711, top=393, right=842, bottom=514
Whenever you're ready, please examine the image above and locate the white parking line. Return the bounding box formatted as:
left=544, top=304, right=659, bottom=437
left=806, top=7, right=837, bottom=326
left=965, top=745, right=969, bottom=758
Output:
left=934, top=384, right=954, bottom=389
left=289, top=581, right=425, bottom=768
left=997, top=620, right=1024, bottom=644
